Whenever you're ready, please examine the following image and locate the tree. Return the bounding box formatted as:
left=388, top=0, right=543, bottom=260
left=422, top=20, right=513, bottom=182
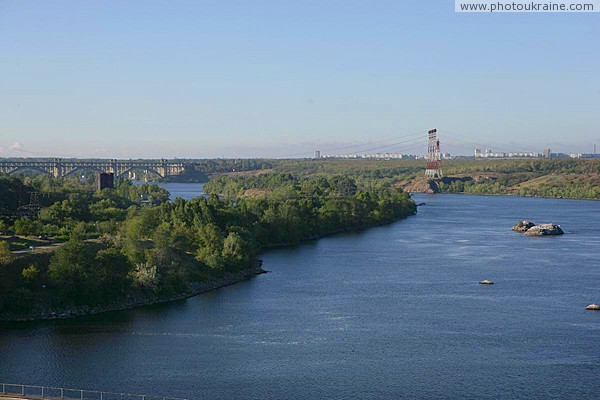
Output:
left=0, top=220, right=8, bottom=234
left=0, top=241, right=14, bottom=265
left=94, top=247, right=132, bottom=293
left=152, top=222, right=173, bottom=249
left=131, top=262, right=160, bottom=291
left=13, top=218, right=44, bottom=236
left=195, top=223, right=224, bottom=268
left=222, top=232, right=253, bottom=269
left=22, top=263, right=40, bottom=282
left=48, top=239, right=97, bottom=300
left=70, top=221, right=87, bottom=240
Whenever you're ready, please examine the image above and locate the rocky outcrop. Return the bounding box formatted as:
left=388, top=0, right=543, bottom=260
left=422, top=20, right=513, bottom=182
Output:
left=524, top=223, right=564, bottom=236
left=512, top=220, right=536, bottom=232
left=400, top=179, right=440, bottom=194
left=399, top=176, right=475, bottom=194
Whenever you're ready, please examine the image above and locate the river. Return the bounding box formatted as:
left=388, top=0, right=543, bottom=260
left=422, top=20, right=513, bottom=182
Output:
left=132, top=182, right=206, bottom=200
left=1, top=187, right=599, bottom=399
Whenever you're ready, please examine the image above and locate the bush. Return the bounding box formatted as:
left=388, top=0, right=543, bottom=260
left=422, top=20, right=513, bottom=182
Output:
left=0, top=241, right=14, bottom=265
left=13, top=218, right=44, bottom=236
left=22, top=263, right=40, bottom=282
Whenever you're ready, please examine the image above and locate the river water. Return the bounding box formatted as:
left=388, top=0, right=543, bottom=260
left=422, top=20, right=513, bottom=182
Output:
left=1, top=187, right=599, bottom=399
left=132, top=182, right=205, bottom=200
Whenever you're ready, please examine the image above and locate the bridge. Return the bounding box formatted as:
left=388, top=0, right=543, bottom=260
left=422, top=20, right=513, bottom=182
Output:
left=0, top=159, right=185, bottom=179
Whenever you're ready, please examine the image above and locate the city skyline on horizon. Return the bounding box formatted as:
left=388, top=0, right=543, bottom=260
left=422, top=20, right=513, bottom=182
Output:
left=0, top=137, right=597, bottom=160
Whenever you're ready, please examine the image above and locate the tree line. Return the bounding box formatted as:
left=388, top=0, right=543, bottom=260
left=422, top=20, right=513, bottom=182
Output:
left=0, top=173, right=416, bottom=314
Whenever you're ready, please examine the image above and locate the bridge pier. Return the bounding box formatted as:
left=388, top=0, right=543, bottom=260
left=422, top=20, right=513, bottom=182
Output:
left=52, top=158, right=62, bottom=178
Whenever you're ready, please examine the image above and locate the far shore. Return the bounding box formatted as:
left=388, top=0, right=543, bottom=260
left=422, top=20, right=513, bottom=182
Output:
left=410, top=191, right=600, bottom=202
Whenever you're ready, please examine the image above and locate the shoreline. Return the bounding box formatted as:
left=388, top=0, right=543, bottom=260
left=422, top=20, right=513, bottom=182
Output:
left=411, top=191, right=600, bottom=202
left=0, top=267, right=267, bottom=323
left=0, top=211, right=417, bottom=323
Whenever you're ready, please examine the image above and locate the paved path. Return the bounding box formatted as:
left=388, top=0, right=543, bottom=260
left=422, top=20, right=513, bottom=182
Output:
left=11, top=242, right=63, bottom=254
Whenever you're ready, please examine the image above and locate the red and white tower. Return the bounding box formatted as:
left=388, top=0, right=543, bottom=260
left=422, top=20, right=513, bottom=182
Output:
left=425, top=128, right=443, bottom=179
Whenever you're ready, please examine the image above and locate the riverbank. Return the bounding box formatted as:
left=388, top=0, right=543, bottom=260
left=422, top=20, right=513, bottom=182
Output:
left=0, top=266, right=267, bottom=322
left=402, top=177, right=600, bottom=201
left=417, top=190, right=600, bottom=202
left=1, top=176, right=417, bottom=322
left=1, top=209, right=417, bottom=322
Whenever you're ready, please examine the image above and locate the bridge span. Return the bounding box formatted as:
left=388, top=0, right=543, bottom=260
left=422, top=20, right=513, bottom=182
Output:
left=0, top=159, right=185, bottom=178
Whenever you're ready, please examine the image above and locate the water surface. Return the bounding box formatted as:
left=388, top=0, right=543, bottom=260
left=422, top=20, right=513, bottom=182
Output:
left=1, top=193, right=599, bottom=399
left=132, top=181, right=205, bottom=200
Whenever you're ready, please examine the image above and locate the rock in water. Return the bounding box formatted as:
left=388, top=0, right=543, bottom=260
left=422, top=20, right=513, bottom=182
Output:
left=479, top=280, right=494, bottom=285
left=586, top=304, right=600, bottom=311
left=512, top=220, right=536, bottom=232
left=524, top=223, right=564, bottom=236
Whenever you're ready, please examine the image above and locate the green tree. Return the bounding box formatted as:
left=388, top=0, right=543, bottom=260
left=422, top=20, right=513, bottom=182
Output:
left=0, top=241, right=14, bottom=265
left=195, top=223, right=224, bottom=268
left=48, top=239, right=97, bottom=300
left=94, top=247, right=132, bottom=293
left=70, top=221, right=87, bottom=240
left=13, top=218, right=44, bottom=236
left=22, top=263, right=40, bottom=282
left=222, top=232, right=253, bottom=269
left=0, top=220, right=8, bottom=234
left=131, top=262, right=160, bottom=291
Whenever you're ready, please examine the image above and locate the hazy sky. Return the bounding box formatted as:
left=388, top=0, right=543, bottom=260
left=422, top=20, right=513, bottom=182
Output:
left=1, top=0, right=598, bottom=158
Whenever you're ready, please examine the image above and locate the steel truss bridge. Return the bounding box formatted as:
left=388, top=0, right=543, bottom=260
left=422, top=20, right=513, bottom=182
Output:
left=0, top=159, right=185, bottom=178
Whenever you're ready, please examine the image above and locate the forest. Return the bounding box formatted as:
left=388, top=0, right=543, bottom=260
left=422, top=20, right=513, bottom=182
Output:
left=0, top=173, right=416, bottom=316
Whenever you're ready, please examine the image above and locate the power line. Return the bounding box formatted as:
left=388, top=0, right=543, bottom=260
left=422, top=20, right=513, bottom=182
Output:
left=278, top=137, right=401, bottom=158
left=443, top=131, right=539, bottom=154
left=344, top=132, right=427, bottom=155
left=279, top=129, right=427, bottom=158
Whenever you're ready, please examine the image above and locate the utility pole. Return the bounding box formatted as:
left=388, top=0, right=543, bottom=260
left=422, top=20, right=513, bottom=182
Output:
left=425, top=129, right=443, bottom=179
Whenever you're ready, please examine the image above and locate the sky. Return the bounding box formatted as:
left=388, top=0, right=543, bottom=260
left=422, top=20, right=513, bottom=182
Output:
left=0, top=0, right=598, bottom=158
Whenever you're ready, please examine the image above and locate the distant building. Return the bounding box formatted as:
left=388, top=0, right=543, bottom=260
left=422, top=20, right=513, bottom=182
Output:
left=321, top=152, right=414, bottom=160
left=570, top=153, right=600, bottom=159
left=474, top=148, right=542, bottom=159
left=549, top=152, right=569, bottom=158
left=315, top=150, right=321, bottom=159
left=98, top=172, right=115, bottom=190
left=543, top=148, right=551, bottom=158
